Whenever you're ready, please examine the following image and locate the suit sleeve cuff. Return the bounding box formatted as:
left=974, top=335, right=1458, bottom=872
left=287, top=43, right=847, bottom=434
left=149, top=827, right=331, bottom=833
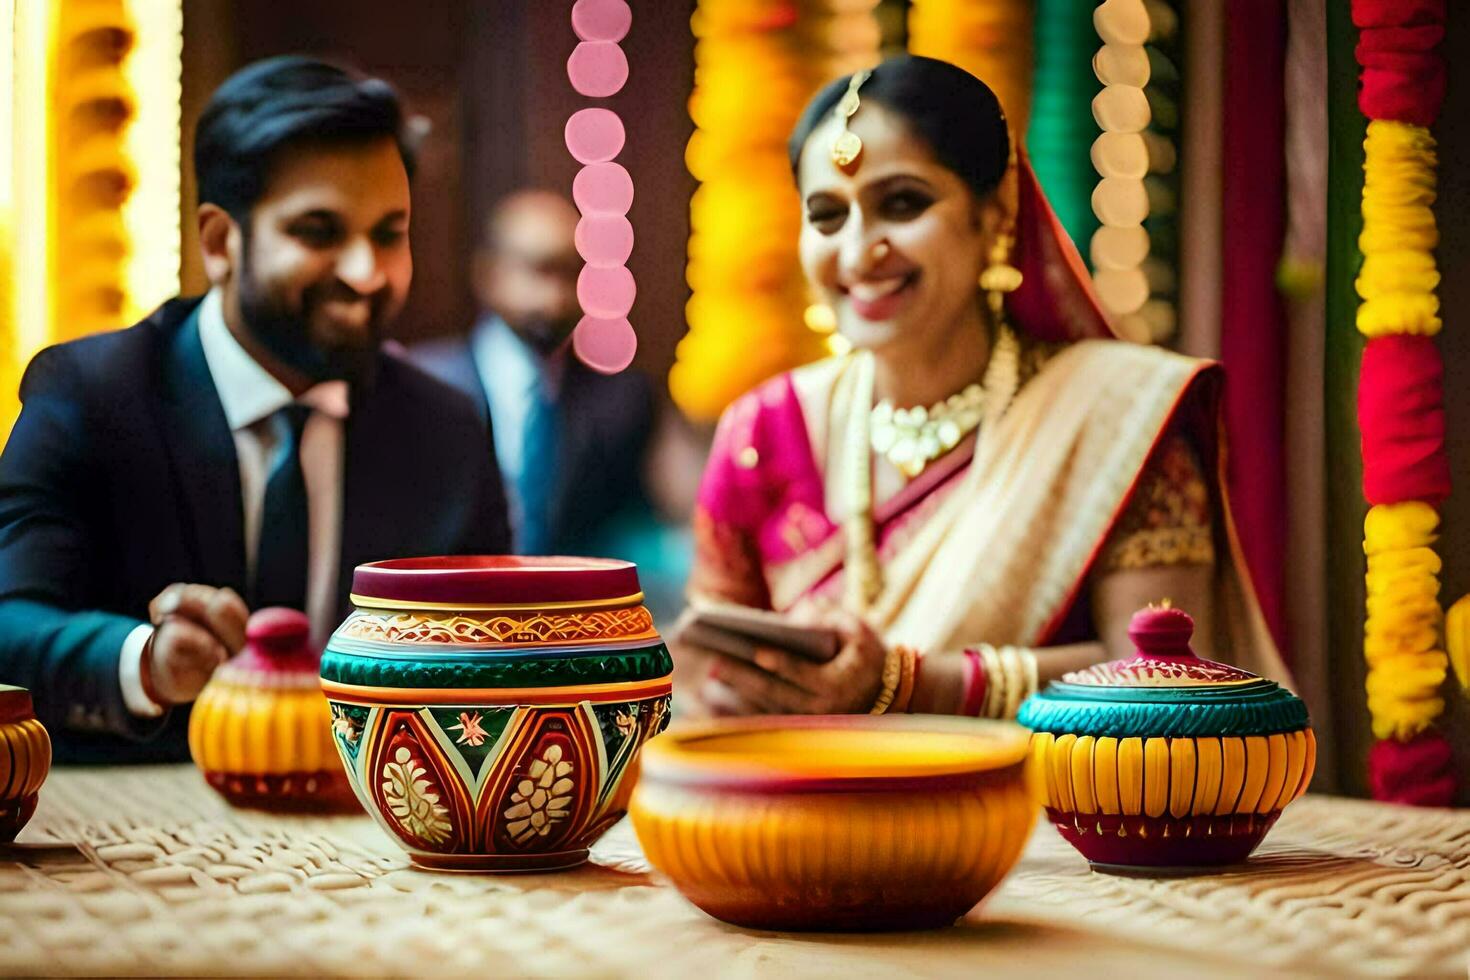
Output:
left=118, top=624, right=164, bottom=718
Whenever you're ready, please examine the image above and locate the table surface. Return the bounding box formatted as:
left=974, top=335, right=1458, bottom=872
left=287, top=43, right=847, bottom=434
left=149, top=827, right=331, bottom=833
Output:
left=2, top=766, right=1468, bottom=978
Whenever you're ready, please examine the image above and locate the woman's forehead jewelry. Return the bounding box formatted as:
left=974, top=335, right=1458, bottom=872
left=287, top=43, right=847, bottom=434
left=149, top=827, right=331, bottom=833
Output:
left=831, top=69, right=874, bottom=173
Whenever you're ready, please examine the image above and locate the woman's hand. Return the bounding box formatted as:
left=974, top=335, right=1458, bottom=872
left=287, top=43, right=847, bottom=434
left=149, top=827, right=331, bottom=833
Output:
left=669, top=607, right=766, bottom=719
left=705, top=609, right=889, bottom=715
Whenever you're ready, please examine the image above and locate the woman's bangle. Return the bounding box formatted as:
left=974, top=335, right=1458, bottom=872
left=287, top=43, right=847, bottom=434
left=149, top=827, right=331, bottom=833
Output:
left=871, top=644, right=920, bottom=714
left=961, top=648, right=987, bottom=717
left=976, top=644, right=1002, bottom=717
left=891, top=645, right=919, bottom=713
left=870, top=645, right=902, bottom=714
left=971, top=644, right=1040, bottom=719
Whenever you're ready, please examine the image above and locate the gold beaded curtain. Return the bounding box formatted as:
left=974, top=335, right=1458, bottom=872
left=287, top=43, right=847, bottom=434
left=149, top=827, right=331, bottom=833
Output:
left=0, top=0, right=181, bottom=444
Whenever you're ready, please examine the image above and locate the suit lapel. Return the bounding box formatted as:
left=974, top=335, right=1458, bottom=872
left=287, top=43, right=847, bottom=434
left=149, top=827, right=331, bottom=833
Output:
left=156, top=301, right=247, bottom=590
left=448, top=341, right=491, bottom=421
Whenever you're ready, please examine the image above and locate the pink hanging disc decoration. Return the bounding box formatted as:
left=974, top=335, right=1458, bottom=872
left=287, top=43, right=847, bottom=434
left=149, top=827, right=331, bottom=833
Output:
left=575, top=214, right=635, bottom=267
left=567, top=41, right=629, bottom=99
left=573, top=316, right=638, bottom=375
left=572, top=162, right=634, bottom=217
left=571, top=0, right=632, bottom=44
left=565, top=108, right=626, bottom=164
left=566, top=1, right=634, bottom=374
left=577, top=265, right=637, bottom=320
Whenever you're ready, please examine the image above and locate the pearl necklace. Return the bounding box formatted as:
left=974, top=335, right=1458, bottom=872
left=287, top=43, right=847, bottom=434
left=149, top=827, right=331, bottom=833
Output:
left=869, top=384, right=986, bottom=478
left=867, top=324, right=1020, bottom=479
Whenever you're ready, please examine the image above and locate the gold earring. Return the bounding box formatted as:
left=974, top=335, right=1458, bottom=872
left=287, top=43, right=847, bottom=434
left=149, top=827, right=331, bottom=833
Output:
left=979, top=232, right=1022, bottom=317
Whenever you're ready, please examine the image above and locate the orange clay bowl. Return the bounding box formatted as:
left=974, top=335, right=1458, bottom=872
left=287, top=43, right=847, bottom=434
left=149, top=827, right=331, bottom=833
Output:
left=629, top=714, right=1038, bottom=932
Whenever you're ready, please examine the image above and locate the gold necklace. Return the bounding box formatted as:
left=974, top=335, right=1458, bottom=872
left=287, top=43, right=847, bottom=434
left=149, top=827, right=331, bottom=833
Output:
left=867, top=324, right=1020, bottom=479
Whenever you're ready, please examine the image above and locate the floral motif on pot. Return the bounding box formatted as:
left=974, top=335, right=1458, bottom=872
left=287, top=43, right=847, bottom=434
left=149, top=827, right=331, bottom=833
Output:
left=505, top=744, right=576, bottom=843
left=382, top=746, right=453, bottom=845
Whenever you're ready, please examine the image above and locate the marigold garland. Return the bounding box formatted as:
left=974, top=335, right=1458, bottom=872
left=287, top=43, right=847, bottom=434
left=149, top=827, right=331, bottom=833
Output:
left=671, top=1, right=880, bottom=422
left=1352, top=0, right=1455, bottom=805
left=908, top=0, right=1032, bottom=134
left=1361, top=504, right=1446, bottom=742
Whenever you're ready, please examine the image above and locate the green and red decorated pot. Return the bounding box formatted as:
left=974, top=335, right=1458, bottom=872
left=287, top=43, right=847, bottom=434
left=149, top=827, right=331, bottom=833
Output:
left=321, top=556, right=672, bottom=872
left=1018, top=607, right=1314, bottom=872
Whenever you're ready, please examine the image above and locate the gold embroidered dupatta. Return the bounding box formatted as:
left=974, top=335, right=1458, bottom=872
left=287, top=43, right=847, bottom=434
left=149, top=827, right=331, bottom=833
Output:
left=806, top=338, right=1288, bottom=683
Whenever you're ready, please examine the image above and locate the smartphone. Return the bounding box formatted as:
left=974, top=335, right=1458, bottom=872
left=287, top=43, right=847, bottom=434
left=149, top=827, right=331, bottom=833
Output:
left=680, top=600, right=841, bottom=663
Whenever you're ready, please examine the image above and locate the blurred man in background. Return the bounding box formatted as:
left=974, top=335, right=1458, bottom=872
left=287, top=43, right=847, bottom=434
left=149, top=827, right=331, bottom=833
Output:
left=0, top=57, right=509, bottom=761
left=412, top=190, right=655, bottom=556
left=410, top=189, right=697, bottom=619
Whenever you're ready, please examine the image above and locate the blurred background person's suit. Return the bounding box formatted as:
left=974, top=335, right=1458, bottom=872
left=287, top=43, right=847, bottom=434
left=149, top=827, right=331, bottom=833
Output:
left=410, top=190, right=697, bottom=621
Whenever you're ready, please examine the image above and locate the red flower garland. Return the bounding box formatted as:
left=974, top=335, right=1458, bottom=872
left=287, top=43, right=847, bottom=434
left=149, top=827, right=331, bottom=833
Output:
left=1358, top=335, right=1450, bottom=507
left=1353, top=0, right=1446, bottom=126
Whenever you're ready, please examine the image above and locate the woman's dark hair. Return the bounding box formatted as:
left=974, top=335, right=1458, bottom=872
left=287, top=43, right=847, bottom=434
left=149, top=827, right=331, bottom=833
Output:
left=788, top=55, right=1010, bottom=199
left=194, top=55, right=416, bottom=221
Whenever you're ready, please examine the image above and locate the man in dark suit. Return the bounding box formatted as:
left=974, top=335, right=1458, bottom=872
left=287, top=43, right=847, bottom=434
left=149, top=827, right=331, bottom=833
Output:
left=0, top=57, right=510, bottom=762
left=410, top=190, right=655, bottom=559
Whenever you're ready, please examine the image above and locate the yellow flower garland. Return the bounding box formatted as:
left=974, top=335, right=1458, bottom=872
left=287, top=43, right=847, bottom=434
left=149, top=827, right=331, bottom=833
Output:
left=908, top=0, right=1032, bottom=134
left=1361, top=502, right=1448, bottom=741
left=1356, top=121, right=1442, bottom=338
left=671, top=2, right=880, bottom=422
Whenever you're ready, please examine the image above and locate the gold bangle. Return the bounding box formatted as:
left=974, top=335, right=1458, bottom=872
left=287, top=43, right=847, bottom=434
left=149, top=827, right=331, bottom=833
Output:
left=976, top=644, right=1002, bottom=718
left=1020, top=646, right=1039, bottom=703
left=998, top=645, right=1024, bottom=719
left=890, top=645, right=919, bottom=713
left=870, top=644, right=903, bottom=714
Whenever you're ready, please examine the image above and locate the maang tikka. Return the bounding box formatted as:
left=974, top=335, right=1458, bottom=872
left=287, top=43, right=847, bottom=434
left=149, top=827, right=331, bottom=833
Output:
left=830, top=69, right=874, bottom=173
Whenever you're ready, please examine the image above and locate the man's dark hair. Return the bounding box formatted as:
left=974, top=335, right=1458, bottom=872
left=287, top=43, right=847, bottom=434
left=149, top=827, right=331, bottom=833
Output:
left=194, top=55, right=416, bottom=221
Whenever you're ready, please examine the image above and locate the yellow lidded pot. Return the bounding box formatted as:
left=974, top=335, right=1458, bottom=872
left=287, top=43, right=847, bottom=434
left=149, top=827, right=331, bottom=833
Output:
left=189, top=608, right=355, bottom=811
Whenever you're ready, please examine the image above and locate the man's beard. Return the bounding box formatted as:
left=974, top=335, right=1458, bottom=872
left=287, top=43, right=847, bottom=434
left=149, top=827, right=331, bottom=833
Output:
left=510, top=314, right=578, bottom=356
left=238, top=248, right=386, bottom=390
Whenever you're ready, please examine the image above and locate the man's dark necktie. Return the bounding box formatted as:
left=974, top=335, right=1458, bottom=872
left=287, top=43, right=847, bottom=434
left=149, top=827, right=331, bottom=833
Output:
left=254, top=403, right=311, bottom=610
left=515, top=383, right=559, bottom=556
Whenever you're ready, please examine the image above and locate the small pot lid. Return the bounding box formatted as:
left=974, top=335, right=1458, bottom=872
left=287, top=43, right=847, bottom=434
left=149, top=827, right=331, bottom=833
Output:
left=216, top=608, right=320, bottom=683
left=1017, top=606, right=1309, bottom=739
left=0, top=685, right=35, bottom=726
left=350, top=556, right=643, bottom=610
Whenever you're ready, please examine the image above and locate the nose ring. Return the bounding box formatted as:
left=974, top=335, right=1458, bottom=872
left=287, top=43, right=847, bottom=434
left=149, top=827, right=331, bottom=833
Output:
left=869, top=241, right=891, bottom=262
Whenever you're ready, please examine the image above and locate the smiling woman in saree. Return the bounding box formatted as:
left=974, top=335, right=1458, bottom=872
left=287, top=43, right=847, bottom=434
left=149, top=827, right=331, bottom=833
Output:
left=675, top=55, right=1287, bottom=719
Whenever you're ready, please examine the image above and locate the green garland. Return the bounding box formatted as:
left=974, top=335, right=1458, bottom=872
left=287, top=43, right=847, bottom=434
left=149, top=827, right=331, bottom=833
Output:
left=1026, top=0, right=1102, bottom=255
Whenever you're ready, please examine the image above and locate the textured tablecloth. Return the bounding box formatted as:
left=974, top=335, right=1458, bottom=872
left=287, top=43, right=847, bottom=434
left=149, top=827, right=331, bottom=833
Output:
left=1, top=766, right=1467, bottom=978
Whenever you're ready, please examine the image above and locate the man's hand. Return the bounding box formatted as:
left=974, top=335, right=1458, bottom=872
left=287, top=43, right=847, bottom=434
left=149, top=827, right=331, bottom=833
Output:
left=143, top=584, right=250, bottom=705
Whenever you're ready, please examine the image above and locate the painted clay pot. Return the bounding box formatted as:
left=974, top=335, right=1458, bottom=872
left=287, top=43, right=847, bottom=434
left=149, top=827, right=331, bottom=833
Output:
left=321, top=556, right=672, bottom=872
left=0, top=686, right=51, bottom=842
left=1017, top=606, right=1315, bottom=872
left=189, top=608, right=357, bottom=812
left=630, top=715, right=1037, bottom=931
